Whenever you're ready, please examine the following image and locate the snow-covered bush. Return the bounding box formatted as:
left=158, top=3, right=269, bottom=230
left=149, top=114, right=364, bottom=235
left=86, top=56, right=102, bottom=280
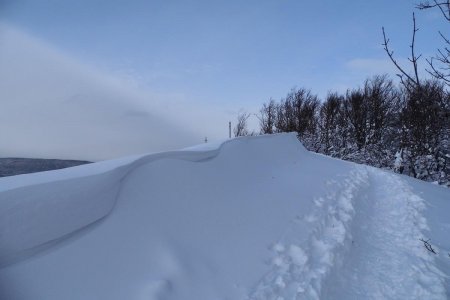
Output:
left=257, top=76, right=449, bottom=187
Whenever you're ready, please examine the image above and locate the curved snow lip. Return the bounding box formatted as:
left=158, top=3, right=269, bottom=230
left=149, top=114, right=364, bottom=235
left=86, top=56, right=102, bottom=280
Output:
left=0, top=133, right=300, bottom=267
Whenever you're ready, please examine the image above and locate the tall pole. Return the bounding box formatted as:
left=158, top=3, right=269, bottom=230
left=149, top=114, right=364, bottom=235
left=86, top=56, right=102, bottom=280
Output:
left=229, top=122, right=231, bottom=138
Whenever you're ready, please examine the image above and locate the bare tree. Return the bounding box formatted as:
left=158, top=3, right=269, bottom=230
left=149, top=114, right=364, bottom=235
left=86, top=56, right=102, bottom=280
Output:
left=344, top=88, right=367, bottom=150
left=233, top=111, right=251, bottom=137
left=258, top=99, right=276, bottom=134
left=319, top=93, right=343, bottom=154
left=364, top=75, right=398, bottom=145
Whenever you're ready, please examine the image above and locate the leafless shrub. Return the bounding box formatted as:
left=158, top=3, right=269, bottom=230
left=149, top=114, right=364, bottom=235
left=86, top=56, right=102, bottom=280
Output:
left=233, top=111, right=251, bottom=137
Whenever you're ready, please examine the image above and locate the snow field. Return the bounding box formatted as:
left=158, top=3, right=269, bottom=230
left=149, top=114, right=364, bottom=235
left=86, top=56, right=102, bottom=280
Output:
left=0, top=133, right=448, bottom=299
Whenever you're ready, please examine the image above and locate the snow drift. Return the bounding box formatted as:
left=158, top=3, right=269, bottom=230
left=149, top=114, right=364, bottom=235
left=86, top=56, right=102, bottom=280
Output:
left=0, top=133, right=449, bottom=299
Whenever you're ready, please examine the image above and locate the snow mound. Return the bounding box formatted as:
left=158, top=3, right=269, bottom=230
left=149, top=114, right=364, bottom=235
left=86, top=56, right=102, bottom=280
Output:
left=0, top=133, right=303, bottom=267
left=0, top=133, right=448, bottom=300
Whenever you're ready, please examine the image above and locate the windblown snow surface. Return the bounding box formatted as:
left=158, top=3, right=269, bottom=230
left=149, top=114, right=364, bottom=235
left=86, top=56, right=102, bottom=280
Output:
left=0, top=133, right=449, bottom=299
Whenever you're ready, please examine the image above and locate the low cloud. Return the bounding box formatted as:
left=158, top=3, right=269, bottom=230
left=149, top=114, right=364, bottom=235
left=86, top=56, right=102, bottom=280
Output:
left=0, top=24, right=203, bottom=161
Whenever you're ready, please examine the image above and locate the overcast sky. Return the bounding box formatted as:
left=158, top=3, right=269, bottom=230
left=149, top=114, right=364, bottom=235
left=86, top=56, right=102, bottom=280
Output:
left=0, top=0, right=447, bottom=160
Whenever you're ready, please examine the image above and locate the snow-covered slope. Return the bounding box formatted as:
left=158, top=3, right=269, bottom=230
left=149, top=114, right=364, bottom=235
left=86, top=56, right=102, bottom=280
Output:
left=0, top=133, right=448, bottom=299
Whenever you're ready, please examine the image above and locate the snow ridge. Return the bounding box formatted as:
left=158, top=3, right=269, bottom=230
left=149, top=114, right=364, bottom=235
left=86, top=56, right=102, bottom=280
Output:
left=248, top=166, right=369, bottom=299
left=0, top=133, right=300, bottom=267
left=0, top=142, right=221, bottom=267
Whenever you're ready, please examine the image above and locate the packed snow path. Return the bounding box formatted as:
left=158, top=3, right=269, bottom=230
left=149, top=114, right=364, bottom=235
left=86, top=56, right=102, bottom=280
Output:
left=249, top=166, right=447, bottom=299
left=326, top=169, right=446, bottom=299
left=0, top=134, right=448, bottom=299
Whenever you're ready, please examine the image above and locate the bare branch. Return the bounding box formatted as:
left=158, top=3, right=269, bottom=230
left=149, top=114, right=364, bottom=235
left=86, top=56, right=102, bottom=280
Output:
left=382, top=13, right=423, bottom=90
left=411, top=13, right=421, bottom=86
left=417, top=0, right=450, bottom=21
left=426, top=57, right=450, bottom=83
left=419, top=238, right=437, bottom=254
left=416, top=1, right=450, bottom=84
left=423, top=31, right=450, bottom=84
left=382, top=26, right=418, bottom=90
left=438, top=31, right=450, bottom=45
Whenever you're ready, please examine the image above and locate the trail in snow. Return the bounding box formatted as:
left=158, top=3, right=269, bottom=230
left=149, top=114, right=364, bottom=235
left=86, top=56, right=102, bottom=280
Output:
left=326, top=169, right=446, bottom=300
left=248, top=166, right=369, bottom=299
left=248, top=166, right=447, bottom=300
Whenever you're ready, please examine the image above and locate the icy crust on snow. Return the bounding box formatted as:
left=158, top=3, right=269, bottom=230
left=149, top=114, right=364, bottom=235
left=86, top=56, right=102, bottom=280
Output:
left=0, top=133, right=302, bottom=267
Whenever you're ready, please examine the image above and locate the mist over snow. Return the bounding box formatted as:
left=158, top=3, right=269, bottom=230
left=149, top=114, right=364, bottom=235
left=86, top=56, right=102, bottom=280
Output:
left=0, top=23, right=233, bottom=161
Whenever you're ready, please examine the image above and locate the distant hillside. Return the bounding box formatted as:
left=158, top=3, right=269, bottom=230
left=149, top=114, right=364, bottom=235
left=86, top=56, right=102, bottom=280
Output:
left=0, top=158, right=91, bottom=177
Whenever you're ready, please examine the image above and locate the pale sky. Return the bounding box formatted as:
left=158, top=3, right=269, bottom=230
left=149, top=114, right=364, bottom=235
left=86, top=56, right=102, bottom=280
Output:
left=0, top=0, right=448, bottom=160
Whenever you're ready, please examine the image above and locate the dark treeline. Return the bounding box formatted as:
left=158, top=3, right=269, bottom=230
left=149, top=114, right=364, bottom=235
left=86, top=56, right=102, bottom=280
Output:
left=254, top=75, right=449, bottom=186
